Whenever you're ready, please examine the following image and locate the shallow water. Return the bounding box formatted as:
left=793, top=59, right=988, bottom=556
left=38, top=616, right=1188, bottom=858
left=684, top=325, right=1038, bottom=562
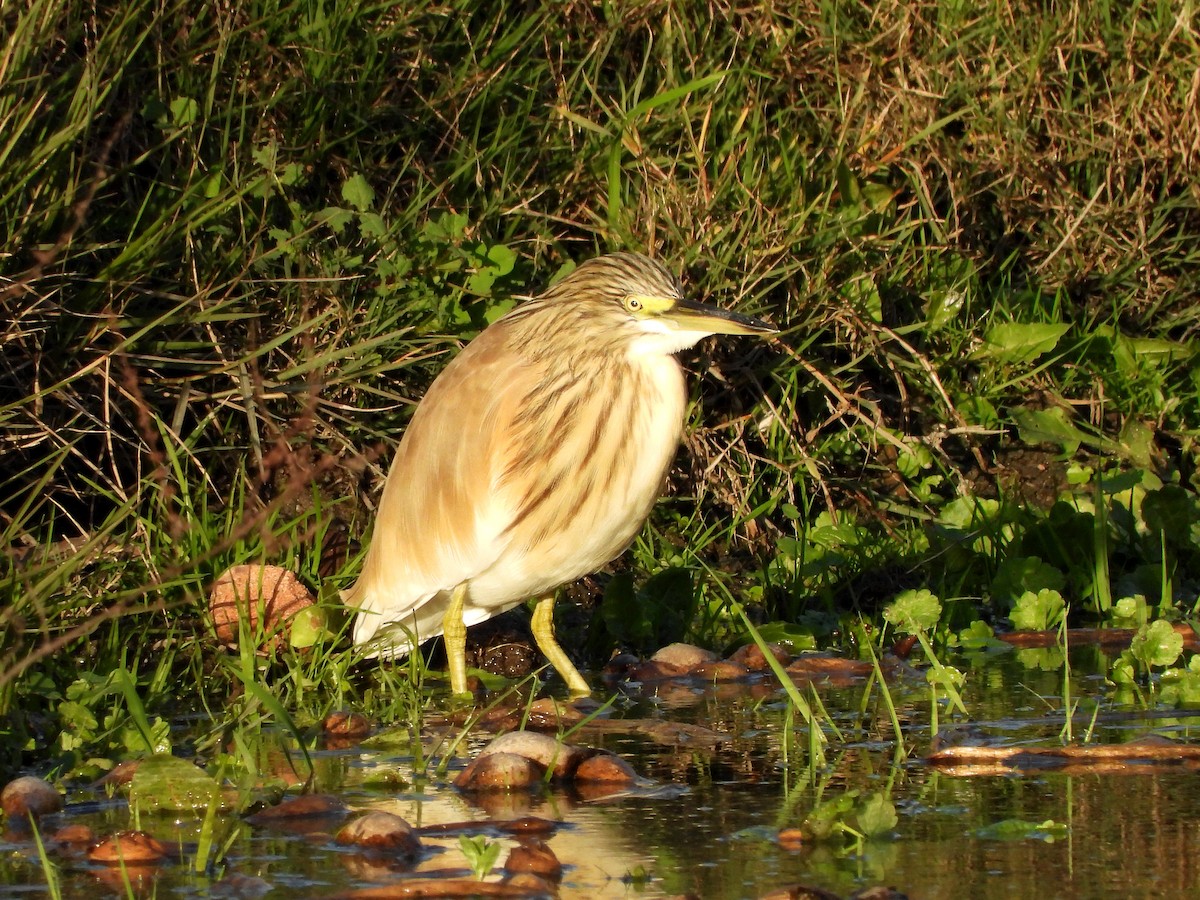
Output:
left=5, top=645, right=1200, bottom=898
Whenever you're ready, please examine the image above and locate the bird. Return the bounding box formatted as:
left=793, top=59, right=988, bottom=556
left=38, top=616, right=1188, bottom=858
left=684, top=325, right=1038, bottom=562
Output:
left=343, top=251, right=776, bottom=695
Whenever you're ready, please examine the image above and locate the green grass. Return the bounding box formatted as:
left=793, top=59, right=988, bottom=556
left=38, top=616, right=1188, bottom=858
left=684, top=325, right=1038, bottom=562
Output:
left=1, top=0, right=1199, bottom=774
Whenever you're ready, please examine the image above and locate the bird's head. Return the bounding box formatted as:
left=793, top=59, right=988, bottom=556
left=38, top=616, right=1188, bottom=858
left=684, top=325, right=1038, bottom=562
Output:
left=538, top=251, right=777, bottom=356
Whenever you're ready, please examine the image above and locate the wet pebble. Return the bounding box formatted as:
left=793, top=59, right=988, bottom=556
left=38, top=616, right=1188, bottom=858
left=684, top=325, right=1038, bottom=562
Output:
left=323, top=710, right=372, bottom=739
left=729, top=641, right=793, bottom=671
left=786, top=653, right=873, bottom=681
left=1, top=775, right=62, bottom=824
left=497, top=816, right=558, bottom=836
left=245, top=793, right=349, bottom=827
left=93, top=759, right=141, bottom=788
left=476, top=730, right=584, bottom=778
left=574, top=751, right=637, bottom=786
left=454, top=752, right=545, bottom=791
left=776, top=827, right=807, bottom=851
left=49, top=823, right=95, bottom=850
left=692, top=659, right=751, bottom=681
left=503, top=836, right=562, bottom=881
left=88, top=830, right=169, bottom=865
left=757, top=884, right=840, bottom=900
left=652, top=642, right=718, bottom=670
left=336, top=811, right=421, bottom=858
left=626, top=659, right=687, bottom=682
left=523, top=697, right=585, bottom=729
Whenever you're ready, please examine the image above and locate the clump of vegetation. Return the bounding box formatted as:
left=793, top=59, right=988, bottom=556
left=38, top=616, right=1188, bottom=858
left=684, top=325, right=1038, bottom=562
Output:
left=2, top=0, right=1198, bottom=777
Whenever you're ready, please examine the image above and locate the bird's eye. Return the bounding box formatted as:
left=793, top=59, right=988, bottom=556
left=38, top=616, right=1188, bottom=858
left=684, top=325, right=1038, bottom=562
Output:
left=625, top=296, right=642, bottom=312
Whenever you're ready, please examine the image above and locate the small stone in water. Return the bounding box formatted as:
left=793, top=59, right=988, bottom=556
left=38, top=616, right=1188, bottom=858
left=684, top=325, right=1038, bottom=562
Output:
left=245, top=793, right=348, bottom=825
left=729, top=641, right=793, bottom=671
left=652, top=642, right=718, bottom=670
left=758, top=884, right=841, bottom=900
left=692, top=659, right=751, bottom=681
left=49, top=823, right=95, bottom=849
left=574, top=751, right=637, bottom=785
left=497, top=816, right=558, bottom=836
left=504, top=836, right=562, bottom=881
left=336, top=811, right=421, bottom=858
left=454, top=752, right=544, bottom=791
left=627, top=659, right=687, bottom=682
left=88, top=830, right=169, bottom=865
left=776, top=827, right=807, bottom=851
left=1, top=775, right=62, bottom=824
left=477, top=730, right=583, bottom=779
left=323, top=710, right=371, bottom=739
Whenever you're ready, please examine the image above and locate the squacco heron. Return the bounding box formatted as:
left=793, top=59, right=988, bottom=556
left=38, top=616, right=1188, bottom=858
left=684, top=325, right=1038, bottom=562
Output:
left=344, top=252, right=775, bottom=695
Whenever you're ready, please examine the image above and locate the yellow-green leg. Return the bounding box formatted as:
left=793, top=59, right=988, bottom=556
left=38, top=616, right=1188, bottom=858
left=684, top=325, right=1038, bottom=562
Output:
left=441, top=583, right=471, bottom=696
left=531, top=596, right=591, bottom=695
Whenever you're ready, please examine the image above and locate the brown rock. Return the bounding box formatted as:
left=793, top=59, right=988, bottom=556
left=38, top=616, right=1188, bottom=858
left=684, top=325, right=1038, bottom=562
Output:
left=323, top=710, right=371, bottom=739
left=729, top=642, right=793, bottom=671
left=524, top=697, right=585, bottom=729
left=758, top=885, right=841, bottom=900
left=453, top=752, right=545, bottom=791
left=50, top=823, right=95, bottom=845
left=245, top=793, right=348, bottom=826
left=501, top=873, right=556, bottom=894
left=497, top=816, right=558, bottom=836
left=209, top=564, right=314, bottom=650
left=477, top=730, right=583, bottom=779
left=692, top=659, right=751, bottom=681
left=574, top=751, right=638, bottom=785
left=93, top=760, right=141, bottom=788
left=625, top=659, right=687, bottom=682
left=2, top=775, right=62, bottom=823
left=786, top=653, right=873, bottom=682
left=336, top=811, right=421, bottom=857
left=88, top=830, right=169, bottom=865
left=777, top=827, right=807, bottom=851
left=504, top=837, right=562, bottom=881
left=652, top=642, right=718, bottom=670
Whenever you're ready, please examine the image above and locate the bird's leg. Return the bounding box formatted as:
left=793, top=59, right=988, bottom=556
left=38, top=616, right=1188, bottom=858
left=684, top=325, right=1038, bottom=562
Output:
left=531, top=596, right=591, bottom=695
left=441, top=583, right=471, bottom=696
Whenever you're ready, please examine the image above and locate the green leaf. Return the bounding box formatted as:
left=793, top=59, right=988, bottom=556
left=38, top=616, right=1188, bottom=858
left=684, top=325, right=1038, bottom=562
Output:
left=314, top=206, right=355, bottom=233
left=341, top=173, right=375, bottom=212
left=744, top=622, right=818, bottom=654
left=130, top=755, right=225, bottom=814
left=975, top=322, right=1070, bottom=364
left=958, top=394, right=999, bottom=429
left=289, top=605, right=332, bottom=649
left=991, top=556, right=1065, bottom=606
left=485, top=242, right=516, bottom=274
left=1109, top=595, right=1149, bottom=630
left=856, top=793, right=898, bottom=838
left=926, top=664, right=964, bottom=689
left=976, top=818, right=1068, bottom=842
left=169, top=96, right=199, bottom=127
left=956, top=619, right=1005, bottom=651
left=1140, top=485, right=1199, bottom=540
left=1009, top=589, right=1065, bottom=631
left=936, top=496, right=1000, bottom=531
left=883, top=588, right=942, bottom=633
left=1129, top=619, right=1183, bottom=670
left=1010, top=405, right=1086, bottom=454
left=803, top=792, right=859, bottom=841
left=458, top=834, right=501, bottom=880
